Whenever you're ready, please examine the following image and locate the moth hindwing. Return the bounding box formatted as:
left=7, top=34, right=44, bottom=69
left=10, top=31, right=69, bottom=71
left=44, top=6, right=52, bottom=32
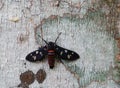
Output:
left=26, top=46, right=47, bottom=62
left=54, top=44, right=79, bottom=60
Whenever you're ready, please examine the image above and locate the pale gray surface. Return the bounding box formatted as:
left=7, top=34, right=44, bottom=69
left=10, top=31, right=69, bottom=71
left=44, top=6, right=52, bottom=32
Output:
left=0, top=0, right=119, bottom=88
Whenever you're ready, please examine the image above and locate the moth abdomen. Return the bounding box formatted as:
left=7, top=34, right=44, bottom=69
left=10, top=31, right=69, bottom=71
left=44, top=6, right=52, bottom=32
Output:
left=48, top=50, right=55, bottom=69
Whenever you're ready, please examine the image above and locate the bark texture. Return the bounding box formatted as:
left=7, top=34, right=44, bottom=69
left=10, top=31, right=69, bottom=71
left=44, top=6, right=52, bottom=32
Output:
left=0, top=0, right=120, bottom=88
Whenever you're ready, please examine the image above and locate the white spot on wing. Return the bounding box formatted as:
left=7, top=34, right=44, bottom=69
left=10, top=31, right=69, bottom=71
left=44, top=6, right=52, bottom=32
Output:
left=30, top=54, right=32, bottom=56
left=65, top=50, right=67, bottom=53
left=72, top=52, right=74, bottom=54
left=32, top=56, right=36, bottom=60
left=40, top=52, right=43, bottom=56
left=60, top=51, right=63, bottom=55
left=67, top=55, right=71, bottom=59
left=36, top=51, right=39, bottom=54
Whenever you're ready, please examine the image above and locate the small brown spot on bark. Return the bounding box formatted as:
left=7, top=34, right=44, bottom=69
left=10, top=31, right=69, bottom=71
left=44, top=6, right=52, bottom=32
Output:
left=35, top=69, right=46, bottom=83
left=41, top=18, right=46, bottom=25
left=49, top=15, right=58, bottom=19
left=54, top=0, right=60, bottom=7
left=116, top=39, right=120, bottom=48
left=116, top=54, right=120, bottom=61
left=73, top=2, right=82, bottom=9
left=20, top=70, right=35, bottom=85
left=17, top=33, right=29, bottom=44
left=117, top=4, right=120, bottom=12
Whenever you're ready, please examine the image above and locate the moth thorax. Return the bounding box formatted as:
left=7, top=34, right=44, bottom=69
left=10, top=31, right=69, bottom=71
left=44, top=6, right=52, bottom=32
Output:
left=47, top=42, right=55, bottom=50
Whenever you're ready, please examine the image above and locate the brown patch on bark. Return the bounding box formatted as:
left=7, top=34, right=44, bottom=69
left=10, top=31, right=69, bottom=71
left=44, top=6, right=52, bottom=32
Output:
left=35, top=69, right=46, bottom=83
left=20, top=70, right=35, bottom=85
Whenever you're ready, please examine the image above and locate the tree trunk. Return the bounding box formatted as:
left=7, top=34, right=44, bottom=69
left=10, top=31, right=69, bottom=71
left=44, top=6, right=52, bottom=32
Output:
left=0, top=0, right=120, bottom=88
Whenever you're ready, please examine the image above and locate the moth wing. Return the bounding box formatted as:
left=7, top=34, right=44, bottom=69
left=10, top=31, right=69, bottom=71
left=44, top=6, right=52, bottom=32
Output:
left=26, top=46, right=47, bottom=62
left=55, top=45, right=80, bottom=60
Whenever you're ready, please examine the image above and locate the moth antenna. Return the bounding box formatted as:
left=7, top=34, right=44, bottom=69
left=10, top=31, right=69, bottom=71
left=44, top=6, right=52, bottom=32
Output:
left=38, top=35, right=48, bottom=44
left=55, top=32, right=62, bottom=44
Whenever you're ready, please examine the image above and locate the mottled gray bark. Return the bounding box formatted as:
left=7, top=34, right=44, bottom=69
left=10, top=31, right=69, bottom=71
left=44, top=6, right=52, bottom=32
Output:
left=0, top=0, right=120, bottom=88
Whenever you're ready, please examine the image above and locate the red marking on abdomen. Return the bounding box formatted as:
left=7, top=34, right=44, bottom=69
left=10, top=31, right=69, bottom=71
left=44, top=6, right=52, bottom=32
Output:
left=48, top=50, right=54, bottom=52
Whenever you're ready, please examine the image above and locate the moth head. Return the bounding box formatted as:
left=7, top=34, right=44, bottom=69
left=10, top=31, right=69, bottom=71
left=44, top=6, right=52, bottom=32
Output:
left=47, top=42, right=55, bottom=50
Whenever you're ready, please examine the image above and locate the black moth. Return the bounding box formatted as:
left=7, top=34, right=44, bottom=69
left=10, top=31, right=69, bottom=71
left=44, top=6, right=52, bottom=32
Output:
left=26, top=33, right=80, bottom=69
